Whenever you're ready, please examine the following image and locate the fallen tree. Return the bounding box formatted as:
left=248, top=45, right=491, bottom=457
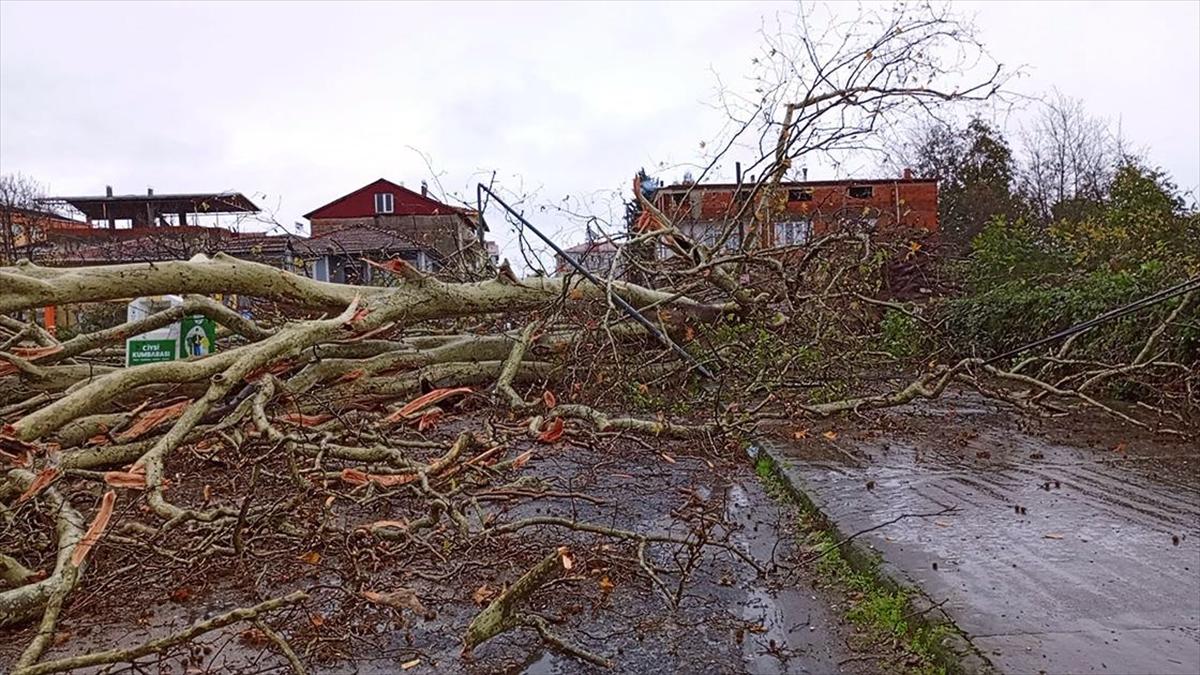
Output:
left=3, top=4, right=1194, bottom=671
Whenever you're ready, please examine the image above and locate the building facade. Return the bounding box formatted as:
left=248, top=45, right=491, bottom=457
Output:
left=648, top=171, right=938, bottom=253
left=304, top=179, right=486, bottom=270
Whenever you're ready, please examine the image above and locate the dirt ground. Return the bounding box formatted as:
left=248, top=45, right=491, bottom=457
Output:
left=765, top=390, right=1200, bottom=675
left=2, top=405, right=901, bottom=674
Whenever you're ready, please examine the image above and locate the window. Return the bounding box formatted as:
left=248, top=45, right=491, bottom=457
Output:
left=788, top=188, right=813, bottom=202
left=774, top=219, right=812, bottom=246
left=374, top=192, right=394, bottom=214
left=847, top=186, right=873, bottom=199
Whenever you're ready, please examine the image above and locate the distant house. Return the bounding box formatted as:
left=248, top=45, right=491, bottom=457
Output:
left=304, top=179, right=488, bottom=272
left=646, top=170, right=938, bottom=254
left=0, top=204, right=88, bottom=259
left=300, top=226, right=434, bottom=283
left=27, top=188, right=281, bottom=267
left=555, top=239, right=622, bottom=277
left=46, top=187, right=259, bottom=229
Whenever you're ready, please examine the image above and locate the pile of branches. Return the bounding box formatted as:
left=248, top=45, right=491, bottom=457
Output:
left=1, top=221, right=1195, bottom=672
left=2, top=2, right=1196, bottom=668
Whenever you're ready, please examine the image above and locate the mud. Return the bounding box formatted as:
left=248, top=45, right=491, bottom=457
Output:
left=767, top=392, right=1200, bottom=674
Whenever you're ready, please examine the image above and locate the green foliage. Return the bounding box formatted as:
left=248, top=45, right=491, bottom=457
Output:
left=909, top=117, right=1023, bottom=249
left=944, top=260, right=1196, bottom=362
left=879, top=309, right=923, bottom=359
left=805, top=522, right=949, bottom=675
left=962, top=217, right=1068, bottom=286
left=943, top=161, right=1199, bottom=363
left=1051, top=160, right=1200, bottom=272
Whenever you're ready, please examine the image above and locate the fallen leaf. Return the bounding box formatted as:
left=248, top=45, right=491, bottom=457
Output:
left=103, top=468, right=147, bottom=489
left=1043, top=533, right=1064, bottom=540
left=542, top=390, right=557, bottom=409
left=822, top=430, right=838, bottom=441
left=275, top=412, right=333, bottom=428
left=17, top=467, right=59, bottom=504
left=1114, top=442, right=1128, bottom=454
left=71, top=490, right=116, bottom=567
left=298, top=551, right=321, bottom=565
left=416, top=408, right=444, bottom=431
left=239, top=627, right=268, bottom=646
left=792, top=428, right=809, bottom=440
left=362, top=588, right=430, bottom=617
left=537, top=418, right=565, bottom=443
left=114, top=400, right=192, bottom=442
left=472, top=584, right=495, bottom=605
left=510, top=449, right=534, bottom=470
left=401, top=659, right=422, bottom=670
left=386, top=387, right=473, bottom=422
left=310, top=613, right=325, bottom=628
left=170, top=587, right=193, bottom=603
left=934, top=520, right=952, bottom=528
left=558, top=546, right=574, bottom=570
left=598, top=575, right=615, bottom=593
left=339, top=467, right=418, bottom=488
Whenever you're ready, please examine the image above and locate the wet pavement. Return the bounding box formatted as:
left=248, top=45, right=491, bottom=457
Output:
left=3, top=427, right=883, bottom=674
left=765, top=393, right=1200, bottom=674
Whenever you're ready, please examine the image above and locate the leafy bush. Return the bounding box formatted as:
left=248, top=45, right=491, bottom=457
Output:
left=879, top=309, right=923, bottom=359
left=940, top=161, right=1198, bottom=364
left=942, top=260, right=1196, bottom=362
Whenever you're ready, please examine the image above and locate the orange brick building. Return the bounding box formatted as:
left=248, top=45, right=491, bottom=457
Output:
left=648, top=171, right=938, bottom=251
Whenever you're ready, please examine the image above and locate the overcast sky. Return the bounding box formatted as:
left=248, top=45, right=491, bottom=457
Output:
left=2, top=1, right=1197, bottom=266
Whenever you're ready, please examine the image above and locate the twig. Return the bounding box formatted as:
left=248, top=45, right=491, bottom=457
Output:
left=13, top=591, right=309, bottom=675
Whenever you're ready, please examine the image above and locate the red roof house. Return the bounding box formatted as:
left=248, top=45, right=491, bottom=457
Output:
left=304, top=179, right=488, bottom=270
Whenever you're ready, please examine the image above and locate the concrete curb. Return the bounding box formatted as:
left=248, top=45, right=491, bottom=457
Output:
left=752, top=438, right=999, bottom=675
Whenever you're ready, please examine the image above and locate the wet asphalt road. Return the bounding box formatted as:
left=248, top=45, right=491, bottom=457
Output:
left=767, top=394, right=1200, bottom=674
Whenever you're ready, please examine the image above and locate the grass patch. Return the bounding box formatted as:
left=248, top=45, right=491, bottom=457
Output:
left=753, top=448, right=952, bottom=675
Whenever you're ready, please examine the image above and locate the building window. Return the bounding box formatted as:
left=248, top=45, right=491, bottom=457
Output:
left=847, top=186, right=873, bottom=199
left=788, top=188, right=813, bottom=202
left=774, top=219, right=812, bottom=246
left=374, top=193, right=394, bottom=214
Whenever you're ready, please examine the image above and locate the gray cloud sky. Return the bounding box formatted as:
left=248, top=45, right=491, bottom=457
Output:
left=2, top=1, right=1197, bottom=266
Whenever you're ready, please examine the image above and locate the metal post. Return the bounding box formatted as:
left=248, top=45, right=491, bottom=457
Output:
left=478, top=184, right=715, bottom=380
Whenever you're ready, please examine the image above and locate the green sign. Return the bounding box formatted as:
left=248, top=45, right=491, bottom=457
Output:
left=126, top=338, right=178, bottom=367
left=179, top=315, right=217, bottom=359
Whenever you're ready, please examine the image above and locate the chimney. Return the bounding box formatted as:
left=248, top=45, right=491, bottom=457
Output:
left=802, top=167, right=809, bottom=181
left=735, top=161, right=742, bottom=185
left=105, top=185, right=113, bottom=197
left=147, top=187, right=154, bottom=196
left=421, top=180, right=428, bottom=197
left=903, top=167, right=913, bottom=180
